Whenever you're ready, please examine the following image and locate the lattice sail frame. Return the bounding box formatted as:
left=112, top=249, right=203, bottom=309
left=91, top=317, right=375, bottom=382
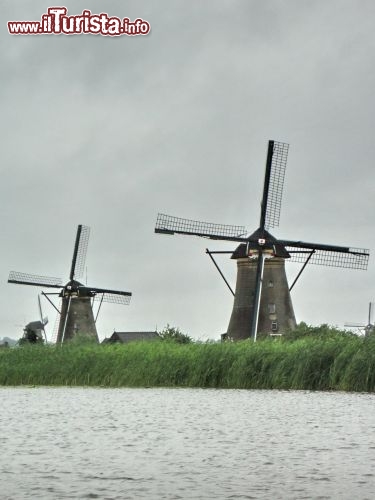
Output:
left=90, top=291, right=131, bottom=305
left=73, top=225, right=90, bottom=279
left=155, top=213, right=247, bottom=239
left=265, top=141, right=289, bottom=230
left=85, top=286, right=132, bottom=305
left=287, top=247, right=369, bottom=270
left=8, top=271, right=63, bottom=287
left=101, top=293, right=131, bottom=305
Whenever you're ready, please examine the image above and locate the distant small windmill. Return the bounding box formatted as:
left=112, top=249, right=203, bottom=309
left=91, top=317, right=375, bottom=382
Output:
left=8, top=225, right=132, bottom=343
left=345, top=302, right=375, bottom=336
left=20, top=295, right=48, bottom=344
left=155, top=140, right=370, bottom=341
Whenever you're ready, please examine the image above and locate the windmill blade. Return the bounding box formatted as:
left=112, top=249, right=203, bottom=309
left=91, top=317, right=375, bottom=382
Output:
left=37, top=295, right=48, bottom=327
left=155, top=213, right=248, bottom=242
left=260, top=140, right=289, bottom=231
left=38, top=295, right=48, bottom=341
left=100, top=293, right=131, bottom=305
left=79, top=286, right=132, bottom=305
left=69, top=224, right=90, bottom=280
left=280, top=240, right=370, bottom=270
left=8, top=271, right=63, bottom=289
left=344, top=322, right=366, bottom=328
left=50, top=298, right=62, bottom=344
left=368, top=302, right=375, bottom=325
left=38, top=294, right=43, bottom=323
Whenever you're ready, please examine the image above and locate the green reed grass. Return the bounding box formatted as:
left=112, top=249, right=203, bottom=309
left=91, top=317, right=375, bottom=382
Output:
left=1, top=331, right=374, bottom=391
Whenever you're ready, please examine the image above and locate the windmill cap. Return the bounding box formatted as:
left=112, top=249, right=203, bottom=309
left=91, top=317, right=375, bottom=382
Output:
left=60, top=279, right=87, bottom=297
left=65, top=279, right=84, bottom=289
left=231, top=227, right=290, bottom=259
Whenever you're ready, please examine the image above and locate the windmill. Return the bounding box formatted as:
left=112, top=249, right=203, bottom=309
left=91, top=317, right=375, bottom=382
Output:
left=17, top=295, right=48, bottom=344
left=155, top=140, right=370, bottom=341
left=8, top=225, right=132, bottom=343
left=345, top=302, right=375, bottom=336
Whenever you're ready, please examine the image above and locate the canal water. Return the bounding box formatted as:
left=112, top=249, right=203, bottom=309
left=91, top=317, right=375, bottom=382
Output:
left=1, top=387, right=375, bottom=499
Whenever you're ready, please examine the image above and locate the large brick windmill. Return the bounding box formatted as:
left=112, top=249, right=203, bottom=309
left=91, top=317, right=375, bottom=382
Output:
left=8, top=225, right=132, bottom=343
left=155, top=140, right=370, bottom=341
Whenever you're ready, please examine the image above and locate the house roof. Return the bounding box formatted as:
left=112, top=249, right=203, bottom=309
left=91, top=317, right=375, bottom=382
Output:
left=103, top=331, right=160, bottom=343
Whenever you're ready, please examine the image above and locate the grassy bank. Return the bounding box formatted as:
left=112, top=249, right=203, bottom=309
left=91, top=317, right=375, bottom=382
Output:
left=1, top=328, right=375, bottom=391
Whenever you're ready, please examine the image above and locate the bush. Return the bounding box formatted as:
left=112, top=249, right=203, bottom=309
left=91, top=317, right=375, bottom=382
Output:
left=158, top=325, right=193, bottom=344
left=282, top=322, right=356, bottom=341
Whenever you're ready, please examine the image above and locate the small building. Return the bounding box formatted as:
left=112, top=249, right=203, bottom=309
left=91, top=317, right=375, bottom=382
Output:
left=102, top=331, right=160, bottom=344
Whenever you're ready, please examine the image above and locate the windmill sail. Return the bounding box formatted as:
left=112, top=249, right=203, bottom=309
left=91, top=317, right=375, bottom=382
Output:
left=8, top=271, right=62, bottom=288
left=284, top=242, right=369, bottom=270
left=262, top=141, right=289, bottom=230
left=155, top=213, right=247, bottom=241
left=69, top=224, right=90, bottom=280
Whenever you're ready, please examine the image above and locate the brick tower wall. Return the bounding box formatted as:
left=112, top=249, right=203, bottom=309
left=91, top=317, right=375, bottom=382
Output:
left=56, top=296, right=99, bottom=343
left=226, top=257, right=296, bottom=340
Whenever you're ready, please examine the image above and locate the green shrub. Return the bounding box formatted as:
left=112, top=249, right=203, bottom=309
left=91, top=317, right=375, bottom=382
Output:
left=158, top=324, right=193, bottom=344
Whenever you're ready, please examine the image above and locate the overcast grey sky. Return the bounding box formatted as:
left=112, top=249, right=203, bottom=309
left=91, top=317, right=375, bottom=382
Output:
left=1, top=1, right=375, bottom=341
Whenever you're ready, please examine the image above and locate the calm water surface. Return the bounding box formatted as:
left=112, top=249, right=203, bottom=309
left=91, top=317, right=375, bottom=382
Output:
left=1, top=388, right=375, bottom=499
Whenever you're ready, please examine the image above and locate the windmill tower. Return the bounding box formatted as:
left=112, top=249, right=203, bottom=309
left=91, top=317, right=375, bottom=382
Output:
left=345, top=302, right=375, bottom=336
left=155, top=140, right=370, bottom=341
left=8, top=225, right=132, bottom=343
